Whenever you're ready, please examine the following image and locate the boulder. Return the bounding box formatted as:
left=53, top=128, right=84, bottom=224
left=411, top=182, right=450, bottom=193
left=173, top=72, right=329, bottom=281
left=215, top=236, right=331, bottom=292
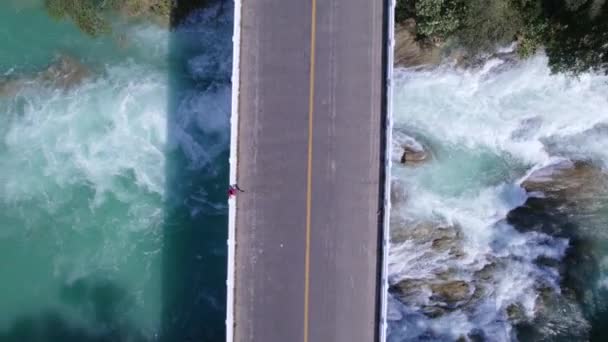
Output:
left=391, top=220, right=457, bottom=245
left=401, top=145, right=428, bottom=164
left=421, top=305, right=448, bottom=318
left=390, top=278, right=427, bottom=300
left=473, top=262, right=499, bottom=282
left=38, top=55, right=92, bottom=90
left=520, top=160, right=607, bottom=198
left=0, top=55, right=91, bottom=97
left=392, top=130, right=431, bottom=165
left=0, top=78, right=26, bottom=97
left=390, top=277, right=473, bottom=313
left=391, top=219, right=465, bottom=260
left=506, top=303, right=526, bottom=323
left=394, top=19, right=441, bottom=68
left=430, top=280, right=471, bottom=304
left=506, top=160, right=608, bottom=339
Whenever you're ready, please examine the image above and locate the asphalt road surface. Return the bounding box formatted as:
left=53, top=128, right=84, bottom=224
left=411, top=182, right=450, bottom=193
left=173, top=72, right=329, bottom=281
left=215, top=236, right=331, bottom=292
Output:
left=233, top=0, right=387, bottom=340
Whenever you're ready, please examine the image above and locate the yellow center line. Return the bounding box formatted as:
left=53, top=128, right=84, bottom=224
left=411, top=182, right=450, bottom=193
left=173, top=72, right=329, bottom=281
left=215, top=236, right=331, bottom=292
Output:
left=303, top=0, right=317, bottom=341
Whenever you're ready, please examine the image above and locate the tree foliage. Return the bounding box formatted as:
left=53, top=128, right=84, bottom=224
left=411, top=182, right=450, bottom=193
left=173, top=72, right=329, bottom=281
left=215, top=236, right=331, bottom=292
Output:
left=542, top=0, right=608, bottom=74
left=457, top=0, right=523, bottom=53
left=415, top=0, right=465, bottom=39
left=397, top=0, right=608, bottom=74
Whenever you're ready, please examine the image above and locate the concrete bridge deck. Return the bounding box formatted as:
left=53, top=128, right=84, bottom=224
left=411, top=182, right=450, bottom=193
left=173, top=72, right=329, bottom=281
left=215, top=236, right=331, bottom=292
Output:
left=227, top=0, right=391, bottom=341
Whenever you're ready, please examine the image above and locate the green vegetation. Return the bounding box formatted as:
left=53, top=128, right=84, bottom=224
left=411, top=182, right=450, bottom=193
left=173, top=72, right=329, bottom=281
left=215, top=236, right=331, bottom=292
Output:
left=43, top=0, right=174, bottom=36
left=45, top=0, right=110, bottom=36
left=397, top=0, right=608, bottom=74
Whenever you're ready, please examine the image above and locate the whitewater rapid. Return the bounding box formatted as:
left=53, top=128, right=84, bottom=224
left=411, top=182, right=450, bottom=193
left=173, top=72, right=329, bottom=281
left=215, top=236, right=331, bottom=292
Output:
left=388, top=55, right=608, bottom=341
left=0, top=2, right=232, bottom=339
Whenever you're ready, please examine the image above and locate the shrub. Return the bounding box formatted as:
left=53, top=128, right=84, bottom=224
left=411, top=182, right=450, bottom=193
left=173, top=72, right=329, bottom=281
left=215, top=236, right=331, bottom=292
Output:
left=395, top=0, right=608, bottom=74
left=415, top=0, right=465, bottom=39
left=45, top=0, right=110, bottom=36
left=44, top=0, right=176, bottom=36
left=457, top=0, right=524, bottom=53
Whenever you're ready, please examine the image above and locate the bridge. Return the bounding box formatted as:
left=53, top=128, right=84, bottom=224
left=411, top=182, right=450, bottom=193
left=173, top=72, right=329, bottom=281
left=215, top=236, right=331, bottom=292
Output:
left=226, top=0, right=394, bottom=340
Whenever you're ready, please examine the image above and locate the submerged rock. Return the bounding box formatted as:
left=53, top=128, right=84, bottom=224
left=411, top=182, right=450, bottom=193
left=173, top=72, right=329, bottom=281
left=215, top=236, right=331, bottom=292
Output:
left=506, top=303, right=526, bottom=323
left=38, top=55, right=92, bottom=90
left=389, top=219, right=469, bottom=316
left=390, top=277, right=473, bottom=317
left=511, top=116, right=543, bottom=141
left=390, top=220, right=461, bottom=250
left=390, top=179, right=408, bottom=207
left=515, top=287, right=590, bottom=341
left=0, top=78, right=26, bottom=97
left=390, top=278, right=427, bottom=302
left=430, top=280, right=471, bottom=304
left=0, top=55, right=91, bottom=97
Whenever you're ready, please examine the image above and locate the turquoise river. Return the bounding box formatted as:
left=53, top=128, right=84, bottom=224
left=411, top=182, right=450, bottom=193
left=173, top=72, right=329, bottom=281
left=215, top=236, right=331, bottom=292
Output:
left=0, top=1, right=232, bottom=341
left=3, top=1, right=608, bottom=342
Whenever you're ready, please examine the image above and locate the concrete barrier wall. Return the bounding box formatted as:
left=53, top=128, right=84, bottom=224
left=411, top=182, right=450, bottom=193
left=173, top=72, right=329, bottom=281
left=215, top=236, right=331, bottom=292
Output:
left=226, top=0, right=242, bottom=340
left=379, top=0, right=395, bottom=341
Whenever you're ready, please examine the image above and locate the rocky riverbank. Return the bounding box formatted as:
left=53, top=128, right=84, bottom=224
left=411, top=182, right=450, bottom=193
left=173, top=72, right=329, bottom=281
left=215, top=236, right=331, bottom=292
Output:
left=388, top=53, right=608, bottom=341
left=389, top=127, right=608, bottom=341
left=393, top=0, right=608, bottom=74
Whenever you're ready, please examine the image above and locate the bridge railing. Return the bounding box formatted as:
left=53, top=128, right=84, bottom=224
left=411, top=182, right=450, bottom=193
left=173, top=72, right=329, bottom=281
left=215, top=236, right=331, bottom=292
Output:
left=379, top=0, right=395, bottom=341
left=226, top=0, right=242, bottom=339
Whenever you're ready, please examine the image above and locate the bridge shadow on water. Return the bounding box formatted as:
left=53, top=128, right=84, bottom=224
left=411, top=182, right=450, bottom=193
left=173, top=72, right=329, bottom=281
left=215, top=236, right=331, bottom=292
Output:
left=161, top=0, right=231, bottom=341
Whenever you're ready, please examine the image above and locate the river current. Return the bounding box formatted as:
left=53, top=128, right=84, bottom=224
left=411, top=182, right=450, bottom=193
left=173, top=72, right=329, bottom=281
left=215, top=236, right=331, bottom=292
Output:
left=0, top=2, right=232, bottom=340
left=2, top=2, right=608, bottom=342
left=388, top=56, right=608, bottom=341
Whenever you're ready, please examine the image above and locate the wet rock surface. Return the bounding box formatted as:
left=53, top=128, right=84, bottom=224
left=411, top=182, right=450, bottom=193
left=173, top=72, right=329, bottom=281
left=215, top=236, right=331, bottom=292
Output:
left=394, top=20, right=441, bottom=68
left=390, top=220, right=462, bottom=251
left=38, top=55, right=92, bottom=89
left=389, top=218, right=471, bottom=317
left=520, top=160, right=608, bottom=200
left=509, top=160, right=608, bottom=237
left=429, top=280, right=471, bottom=304
left=507, top=160, right=608, bottom=339
left=392, top=130, right=431, bottom=165
left=0, top=78, right=26, bottom=97
left=390, top=276, right=473, bottom=317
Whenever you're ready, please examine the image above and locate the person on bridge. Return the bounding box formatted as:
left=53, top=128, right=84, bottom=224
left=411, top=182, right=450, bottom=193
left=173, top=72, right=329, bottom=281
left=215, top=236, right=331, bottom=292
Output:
left=228, top=184, right=244, bottom=198
left=228, top=187, right=237, bottom=198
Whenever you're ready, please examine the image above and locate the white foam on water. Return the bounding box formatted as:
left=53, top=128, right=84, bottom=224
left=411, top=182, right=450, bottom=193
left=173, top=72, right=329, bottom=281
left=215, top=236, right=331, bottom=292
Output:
left=1, top=62, right=167, bottom=203
left=0, top=4, right=233, bottom=335
left=389, top=54, right=608, bottom=341
left=393, top=55, right=608, bottom=167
